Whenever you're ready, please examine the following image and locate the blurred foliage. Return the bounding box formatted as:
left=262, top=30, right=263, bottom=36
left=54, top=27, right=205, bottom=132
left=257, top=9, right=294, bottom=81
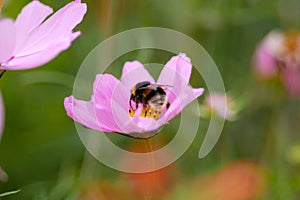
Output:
left=0, top=0, right=300, bottom=199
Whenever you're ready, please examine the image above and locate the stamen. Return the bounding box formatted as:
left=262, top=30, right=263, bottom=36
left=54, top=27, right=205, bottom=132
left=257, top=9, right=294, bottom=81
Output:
left=284, top=30, right=299, bottom=53
left=128, top=106, right=163, bottom=120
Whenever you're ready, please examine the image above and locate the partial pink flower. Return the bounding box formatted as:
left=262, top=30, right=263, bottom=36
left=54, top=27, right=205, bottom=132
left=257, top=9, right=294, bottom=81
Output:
left=203, top=92, right=236, bottom=120
left=0, top=91, right=4, bottom=141
left=253, top=30, right=300, bottom=98
left=0, top=0, right=87, bottom=70
left=253, top=31, right=283, bottom=78
left=64, top=53, right=204, bottom=138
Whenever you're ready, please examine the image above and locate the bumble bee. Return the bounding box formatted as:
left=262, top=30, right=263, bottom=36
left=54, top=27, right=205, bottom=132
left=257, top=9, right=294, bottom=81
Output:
left=129, top=81, right=171, bottom=120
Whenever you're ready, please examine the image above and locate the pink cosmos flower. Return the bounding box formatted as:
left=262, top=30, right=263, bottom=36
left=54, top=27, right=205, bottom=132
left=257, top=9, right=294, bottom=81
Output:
left=253, top=30, right=300, bottom=98
left=64, top=53, right=204, bottom=138
left=0, top=91, right=4, bottom=141
left=0, top=0, right=87, bottom=70
left=253, top=31, right=283, bottom=78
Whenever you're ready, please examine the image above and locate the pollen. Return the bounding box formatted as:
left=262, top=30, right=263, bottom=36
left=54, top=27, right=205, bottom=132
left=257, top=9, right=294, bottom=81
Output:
left=128, top=107, right=162, bottom=120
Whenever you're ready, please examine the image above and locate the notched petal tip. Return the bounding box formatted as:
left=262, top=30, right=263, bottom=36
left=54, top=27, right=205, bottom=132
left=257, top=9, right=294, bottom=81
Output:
left=193, top=88, right=205, bottom=97
left=71, top=31, right=81, bottom=41
left=93, top=74, right=120, bottom=96
left=178, top=52, right=191, bottom=63
left=121, top=60, right=145, bottom=78
left=14, top=0, right=53, bottom=40
left=158, top=53, right=193, bottom=86
left=121, top=60, right=155, bottom=89
left=64, top=96, right=74, bottom=118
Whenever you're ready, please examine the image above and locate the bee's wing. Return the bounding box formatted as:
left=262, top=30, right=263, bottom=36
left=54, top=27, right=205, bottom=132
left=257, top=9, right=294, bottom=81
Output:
left=156, top=84, right=173, bottom=88
left=138, top=84, right=173, bottom=90
left=158, top=84, right=173, bottom=89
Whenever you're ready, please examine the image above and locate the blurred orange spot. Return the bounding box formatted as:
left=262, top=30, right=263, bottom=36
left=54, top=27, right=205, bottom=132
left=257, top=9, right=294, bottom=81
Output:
left=77, top=181, right=131, bottom=200
left=190, top=160, right=266, bottom=200
left=120, top=140, right=176, bottom=199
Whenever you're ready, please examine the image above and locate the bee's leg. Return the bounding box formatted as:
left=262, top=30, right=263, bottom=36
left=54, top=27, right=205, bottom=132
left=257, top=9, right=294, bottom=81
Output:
left=152, top=112, right=158, bottom=120
left=134, top=99, right=139, bottom=110
left=142, top=101, right=148, bottom=110
left=153, top=109, right=161, bottom=120
left=128, top=109, right=135, bottom=117
left=166, top=102, right=170, bottom=109
left=141, top=96, right=147, bottom=108
left=129, top=96, right=136, bottom=110
left=129, top=99, right=137, bottom=117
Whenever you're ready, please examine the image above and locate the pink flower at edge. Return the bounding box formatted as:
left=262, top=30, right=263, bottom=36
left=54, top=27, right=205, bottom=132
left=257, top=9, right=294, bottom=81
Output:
left=204, top=92, right=235, bottom=121
left=253, top=30, right=300, bottom=98
left=252, top=31, right=283, bottom=78
left=0, top=0, right=87, bottom=70
left=64, top=53, right=205, bottom=138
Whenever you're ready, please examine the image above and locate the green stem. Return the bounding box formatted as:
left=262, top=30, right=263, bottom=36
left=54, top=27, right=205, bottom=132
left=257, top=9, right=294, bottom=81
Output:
left=145, top=138, right=154, bottom=200
left=0, top=70, right=6, bottom=79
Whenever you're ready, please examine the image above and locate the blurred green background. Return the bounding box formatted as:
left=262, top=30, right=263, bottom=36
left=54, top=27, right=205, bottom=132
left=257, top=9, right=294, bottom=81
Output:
left=1, top=0, right=300, bottom=199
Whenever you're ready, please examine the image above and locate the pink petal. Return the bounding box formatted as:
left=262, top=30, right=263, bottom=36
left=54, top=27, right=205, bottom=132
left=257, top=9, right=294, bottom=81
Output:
left=193, top=88, right=205, bottom=98
left=71, top=31, right=81, bottom=41
left=157, top=53, right=203, bottom=121
left=14, top=0, right=53, bottom=53
left=93, top=74, right=120, bottom=104
left=166, top=87, right=204, bottom=121
left=253, top=44, right=278, bottom=77
left=0, top=19, right=15, bottom=63
left=106, top=100, right=135, bottom=133
left=85, top=73, right=143, bottom=134
left=92, top=74, right=132, bottom=133
left=64, top=96, right=113, bottom=132
left=94, top=104, right=122, bottom=133
left=110, top=78, right=140, bottom=133
left=0, top=92, right=4, bottom=141
left=121, top=61, right=155, bottom=90
left=14, top=0, right=87, bottom=60
left=3, top=38, right=71, bottom=70
left=157, top=53, right=192, bottom=86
